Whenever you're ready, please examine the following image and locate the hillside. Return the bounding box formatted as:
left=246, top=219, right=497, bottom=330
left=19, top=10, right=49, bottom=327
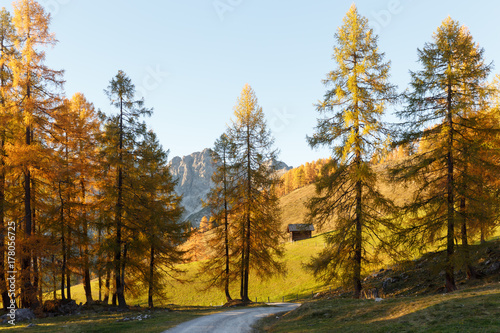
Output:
left=280, top=184, right=316, bottom=233
left=256, top=238, right=500, bottom=333
left=52, top=234, right=327, bottom=307
left=279, top=163, right=415, bottom=234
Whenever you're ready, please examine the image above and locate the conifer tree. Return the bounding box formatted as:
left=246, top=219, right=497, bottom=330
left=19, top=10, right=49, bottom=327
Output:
left=305, top=162, right=315, bottom=184
left=50, top=93, right=100, bottom=303
left=132, top=130, right=185, bottom=308
left=11, top=0, right=63, bottom=308
left=103, top=70, right=151, bottom=307
left=228, top=84, right=284, bottom=302
left=199, top=133, right=237, bottom=302
left=306, top=5, right=397, bottom=298
left=48, top=98, right=75, bottom=301
left=391, top=17, right=495, bottom=291
left=0, top=7, right=16, bottom=309
left=199, top=216, right=210, bottom=233
left=294, top=166, right=305, bottom=189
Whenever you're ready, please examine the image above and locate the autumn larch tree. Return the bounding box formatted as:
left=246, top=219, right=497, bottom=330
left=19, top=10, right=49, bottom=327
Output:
left=70, top=93, right=101, bottom=305
left=0, top=7, right=16, bottom=309
left=199, top=133, right=237, bottom=302
left=11, top=0, right=63, bottom=308
left=306, top=5, right=397, bottom=298
left=228, top=84, right=284, bottom=303
left=51, top=93, right=101, bottom=304
left=391, top=17, right=494, bottom=291
left=454, top=88, right=499, bottom=279
left=132, top=130, right=185, bottom=308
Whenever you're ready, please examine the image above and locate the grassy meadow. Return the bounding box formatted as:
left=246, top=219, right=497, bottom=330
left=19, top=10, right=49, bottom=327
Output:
left=254, top=283, right=500, bottom=333
left=51, top=233, right=327, bottom=307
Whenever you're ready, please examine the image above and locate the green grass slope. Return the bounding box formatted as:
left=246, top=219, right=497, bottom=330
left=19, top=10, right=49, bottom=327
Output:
left=256, top=284, right=500, bottom=333
left=255, top=239, right=500, bottom=333
left=58, top=234, right=327, bottom=307
left=58, top=184, right=325, bottom=307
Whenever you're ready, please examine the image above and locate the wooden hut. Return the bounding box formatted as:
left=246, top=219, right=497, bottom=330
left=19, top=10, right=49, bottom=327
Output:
left=287, top=224, right=314, bottom=242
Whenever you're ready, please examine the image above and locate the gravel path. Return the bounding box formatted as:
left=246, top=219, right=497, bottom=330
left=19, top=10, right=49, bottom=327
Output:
left=162, top=302, right=300, bottom=333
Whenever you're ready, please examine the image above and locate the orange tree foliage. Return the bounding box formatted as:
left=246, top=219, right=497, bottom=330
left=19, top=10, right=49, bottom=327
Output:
left=276, top=158, right=331, bottom=197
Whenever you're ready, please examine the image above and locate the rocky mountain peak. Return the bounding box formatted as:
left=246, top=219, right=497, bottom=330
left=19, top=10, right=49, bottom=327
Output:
left=169, top=149, right=215, bottom=222
left=169, top=148, right=291, bottom=226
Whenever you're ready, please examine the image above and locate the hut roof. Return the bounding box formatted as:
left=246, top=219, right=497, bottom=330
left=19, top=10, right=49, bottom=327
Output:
left=287, top=224, right=314, bottom=232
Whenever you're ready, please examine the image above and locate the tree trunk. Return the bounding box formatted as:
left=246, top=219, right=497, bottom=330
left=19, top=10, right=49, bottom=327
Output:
left=239, top=214, right=246, bottom=300
left=98, top=277, right=102, bottom=302
left=67, top=231, right=72, bottom=300
left=81, top=182, right=93, bottom=304
left=121, top=242, right=127, bottom=295
left=148, top=246, right=154, bottom=308
left=103, top=261, right=110, bottom=304
left=52, top=255, right=56, bottom=300
left=353, top=125, right=362, bottom=299
left=242, top=123, right=252, bottom=303
left=243, top=212, right=250, bottom=302
left=32, top=179, right=39, bottom=306
left=114, top=98, right=127, bottom=308
left=0, top=41, right=9, bottom=310
left=354, top=177, right=363, bottom=299
left=352, top=65, right=363, bottom=299
left=460, top=197, right=477, bottom=279
left=445, top=78, right=457, bottom=292
left=60, top=182, right=66, bottom=300
left=0, top=134, right=9, bottom=309
left=33, top=256, right=40, bottom=305
left=223, top=153, right=232, bottom=302
left=98, top=229, right=102, bottom=302
left=114, top=168, right=124, bottom=307
left=21, top=125, right=34, bottom=308
left=33, top=255, right=39, bottom=304
left=36, top=212, right=42, bottom=304
left=112, top=275, right=117, bottom=306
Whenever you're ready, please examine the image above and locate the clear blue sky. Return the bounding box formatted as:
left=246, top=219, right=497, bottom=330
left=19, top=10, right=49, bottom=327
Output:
left=5, top=0, right=500, bottom=167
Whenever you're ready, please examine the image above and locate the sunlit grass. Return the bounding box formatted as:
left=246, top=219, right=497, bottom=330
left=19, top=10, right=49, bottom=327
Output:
left=255, top=283, right=500, bottom=333
left=44, top=233, right=326, bottom=307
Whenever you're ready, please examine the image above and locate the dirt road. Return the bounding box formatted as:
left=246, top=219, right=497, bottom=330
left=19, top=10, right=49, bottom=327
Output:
left=162, top=302, right=300, bottom=333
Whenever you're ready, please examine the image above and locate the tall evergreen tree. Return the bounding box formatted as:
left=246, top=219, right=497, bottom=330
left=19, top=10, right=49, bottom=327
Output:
left=228, top=84, right=284, bottom=302
left=306, top=5, right=397, bottom=298
left=391, top=17, right=494, bottom=291
left=103, top=70, right=151, bottom=307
